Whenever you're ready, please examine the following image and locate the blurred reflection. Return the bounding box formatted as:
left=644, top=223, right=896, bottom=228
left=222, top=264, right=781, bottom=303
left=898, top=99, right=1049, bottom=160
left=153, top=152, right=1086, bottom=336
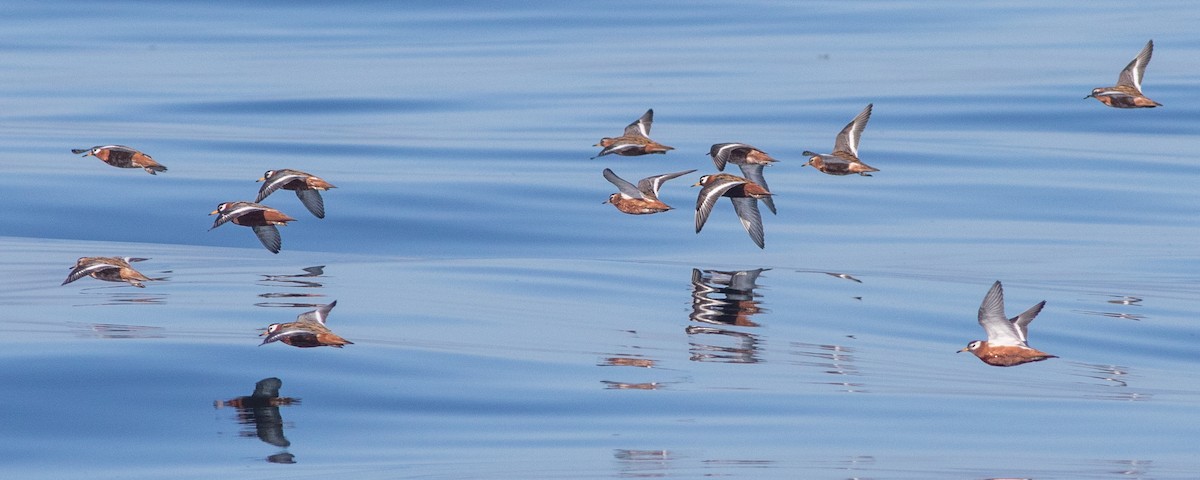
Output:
left=798, top=269, right=864, bottom=300
left=68, top=322, right=164, bottom=339
left=266, top=452, right=296, bottom=464
left=598, top=330, right=665, bottom=390
left=1104, top=459, right=1152, bottom=476
left=613, top=449, right=674, bottom=478
left=1068, top=362, right=1152, bottom=401
left=686, top=326, right=761, bottom=364
left=795, top=270, right=863, bottom=283
left=825, top=272, right=862, bottom=283
left=811, top=455, right=876, bottom=478
left=261, top=265, right=325, bottom=287
left=687, top=268, right=768, bottom=364
left=701, top=459, right=776, bottom=470
left=1105, top=295, right=1142, bottom=305
left=256, top=265, right=326, bottom=307
left=1075, top=310, right=1145, bottom=321
left=602, top=381, right=662, bottom=390
left=214, top=377, right=301, bottom=462
left=1075, top=294, right=1145, bottom=321
left=790, top=341, right=865, bottom=393
left=71, top=291, right=168, bottom=307
left=689, top=268, right=768, bottom=327
left=599, top=356, right=656, bottom=368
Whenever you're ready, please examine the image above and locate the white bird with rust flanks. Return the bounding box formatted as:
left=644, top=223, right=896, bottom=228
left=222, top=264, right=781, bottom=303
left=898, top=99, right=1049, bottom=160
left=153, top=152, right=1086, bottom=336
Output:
left=71, top=145, right=167, bottom=175
left=802, top=104, right=879, bottom=176
left=62, top=256, right=153, bottom=288
left=209, top=201, right=296, bottom=254
left=602, top=168, right=696, bottom=214
left=255, top=169, right=337, bottom=219
left=592, top=109, right=675, bottom=158
left=693, top=173, right=772, bottom=249
left=261, top=301, right=353, bottom=348
left=708, top=143, right=778, bottom=215
left=1087, top=40, right=1161, bottom=108
left=959, top=281, right=1057, bottom=367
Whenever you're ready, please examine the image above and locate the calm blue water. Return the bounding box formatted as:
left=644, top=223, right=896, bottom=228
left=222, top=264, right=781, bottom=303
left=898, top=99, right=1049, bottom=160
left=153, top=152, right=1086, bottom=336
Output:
left=3, top=1, right=1200, bottom=478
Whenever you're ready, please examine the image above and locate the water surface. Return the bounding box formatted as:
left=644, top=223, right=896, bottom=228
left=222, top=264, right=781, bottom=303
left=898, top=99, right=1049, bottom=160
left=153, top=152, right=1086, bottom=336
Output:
left=3, top=1, right=1200, bottom=478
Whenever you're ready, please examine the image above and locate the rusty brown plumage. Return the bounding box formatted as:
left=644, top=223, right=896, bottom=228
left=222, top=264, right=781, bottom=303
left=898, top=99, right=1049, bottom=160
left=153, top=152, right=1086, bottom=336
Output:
left=959, top=281, right=1057, bottom=367
left=72, top=145, right=167, bottom=175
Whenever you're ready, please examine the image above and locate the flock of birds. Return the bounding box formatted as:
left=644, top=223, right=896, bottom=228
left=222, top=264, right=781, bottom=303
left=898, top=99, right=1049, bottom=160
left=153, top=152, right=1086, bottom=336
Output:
left=593, top=40, right=1162, bottom=366
left=57, top=40, right=1162, bottom=363
left=60, top=147, right=348, bottom=347
left=596, top=103, right=876, bottom=250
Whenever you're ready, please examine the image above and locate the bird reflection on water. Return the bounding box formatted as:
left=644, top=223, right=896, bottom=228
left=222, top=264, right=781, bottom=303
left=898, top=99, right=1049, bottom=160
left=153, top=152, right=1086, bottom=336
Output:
left=598, top=331, right=664, bottom=389
left=688, top=268, right=769, bottom=364
left=689, top=268, right=769, bottom=327
left=1068, top=362, right=1152, bottom=401
left=601, top=380, right=662, bottom=390
left=599, top=356, right=655, bottom=368
left=613, top=449, right=674, bottom=478
left=255, top=265, right=327, bottom=308
left=214, top=377, right=300, bottom=463
left=68, top=322, right=165, bottom=340
left=69, top=292, right=168, bottom=307
left=789, top=341, right=865, bottom=393
left=1074, top=293, right=1146, bottom=321
left=260, top=265, right=326, bottom=288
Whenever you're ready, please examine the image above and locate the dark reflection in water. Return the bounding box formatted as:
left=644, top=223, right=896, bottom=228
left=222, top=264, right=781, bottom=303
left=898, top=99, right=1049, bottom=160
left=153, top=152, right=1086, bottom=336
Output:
left=214, top=377, right=300, bottom=463
left=266, top=452, right=296, bottom=464
left=1104, top=295, right=1142, bottom=306
left=789, top=341, right=865, bottom=393
left=601, top=381, right=662, bottom=390
left=255, top=265, right=326, bottom=308
left=689, top=268, right=768, bottom=327
left=613, top=449, right=674, bottom=478
left=599, top=356, right=656, bottom=368
left=261, top=266, right=325, bottom=288
left=688, top=268, right=768, bottom=364
left=68, top=322, right=165, bottom=340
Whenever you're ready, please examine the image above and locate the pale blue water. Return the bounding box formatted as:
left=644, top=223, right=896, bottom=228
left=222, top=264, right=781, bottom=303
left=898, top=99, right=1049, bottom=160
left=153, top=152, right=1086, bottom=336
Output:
left=3, top=1, right=1200, bottom=478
